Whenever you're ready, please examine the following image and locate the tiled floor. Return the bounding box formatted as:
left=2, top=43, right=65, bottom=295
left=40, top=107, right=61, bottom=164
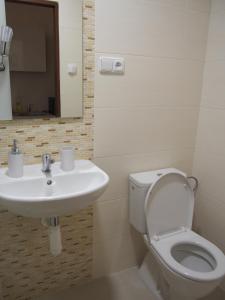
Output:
left=36, top=268, right=154, bottom=300
left=36, top=267, right=225, bottom=300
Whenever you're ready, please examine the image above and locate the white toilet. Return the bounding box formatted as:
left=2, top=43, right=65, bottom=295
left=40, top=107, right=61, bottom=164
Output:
left=129, top=168, right=225, bottom=300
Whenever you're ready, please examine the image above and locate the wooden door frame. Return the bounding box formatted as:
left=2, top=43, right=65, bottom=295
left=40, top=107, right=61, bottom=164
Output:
left=6, top=0, right=61, bottom=117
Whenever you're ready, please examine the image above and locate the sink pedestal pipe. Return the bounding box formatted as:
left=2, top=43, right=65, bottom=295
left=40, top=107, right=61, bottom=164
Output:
left=42, top=216, right=62, bottom=256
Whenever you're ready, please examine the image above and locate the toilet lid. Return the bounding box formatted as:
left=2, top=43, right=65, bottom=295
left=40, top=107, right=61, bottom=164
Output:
left=145, top=172, right=194, bottom=240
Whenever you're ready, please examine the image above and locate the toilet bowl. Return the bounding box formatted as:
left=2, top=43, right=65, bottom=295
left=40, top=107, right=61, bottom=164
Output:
left=129, top=168, right=225, bottom=300
left=149, top=230, right=225, bottom=299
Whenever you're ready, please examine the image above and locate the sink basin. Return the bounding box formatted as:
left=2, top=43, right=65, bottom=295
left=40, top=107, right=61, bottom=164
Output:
left=0, top=160, right=109, bottom=218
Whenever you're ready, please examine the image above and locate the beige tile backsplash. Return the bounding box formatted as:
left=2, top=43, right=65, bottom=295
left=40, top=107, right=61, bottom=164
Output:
left=0, top=1, right=94, bottom=299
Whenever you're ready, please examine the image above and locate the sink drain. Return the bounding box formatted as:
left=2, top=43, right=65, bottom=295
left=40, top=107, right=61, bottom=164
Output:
left=47, top=179, right=53, bottom=185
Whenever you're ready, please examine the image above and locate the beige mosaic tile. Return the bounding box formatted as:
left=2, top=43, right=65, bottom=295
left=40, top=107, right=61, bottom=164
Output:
left=0, top=206, right=93, bottom=300
left=0, top=1, right=95, bottom=299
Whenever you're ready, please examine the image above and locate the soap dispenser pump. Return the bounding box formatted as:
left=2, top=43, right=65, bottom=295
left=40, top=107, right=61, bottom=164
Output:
left=8, top=139, right=24, bottom=178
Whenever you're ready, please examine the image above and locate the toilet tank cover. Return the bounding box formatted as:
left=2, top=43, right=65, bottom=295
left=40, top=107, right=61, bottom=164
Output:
left=145, top=172, right=194, bottom=239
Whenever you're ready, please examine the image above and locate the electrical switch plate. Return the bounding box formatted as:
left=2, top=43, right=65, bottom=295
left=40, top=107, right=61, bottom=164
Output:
left=112, top=58, right=124, bottom=74
left=99, top=56, right=125, bottom=74
left=68, top=63, right=77, bottom=75
left=99, top=57, right=113, bottom=73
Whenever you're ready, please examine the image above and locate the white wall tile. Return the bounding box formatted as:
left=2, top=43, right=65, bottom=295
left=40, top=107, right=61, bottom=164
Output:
left=93, top=228, right=146, bottom=278
left=207, top=10, right=225, bottom=38
left=57, top=0, right=82, bottom=29
left=193, top=150, right=225, bottom=202
left=94, top=149, right=194, bottom=202
left=59, top=27, right=82, bottom=62
left=195, top=108, right=225, bottom=155
left=149, top=0, right=187, bottom=9
left=94, top=107, right=199, bottom=157
left=202, top=61, right=225, bottom=108
left=60, top=61, right=83, bottom=117
left=95, top=54, right=204, bottom=108
left=96, top=0, right=208, bottom=59
left=194, top=192, right=225, bottom=250
left=206, top=37, right=225, bottom=60
left=206, top=10, right=225, bottom=59
left=93, top=198, right=129, bottom=243
left=186, top=0, right=211, bottom=12
left=210, top=0, right=225, bottom=12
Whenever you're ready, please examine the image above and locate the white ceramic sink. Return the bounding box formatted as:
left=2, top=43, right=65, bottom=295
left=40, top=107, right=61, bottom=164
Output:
left=0, top=160, right=109, bottom=218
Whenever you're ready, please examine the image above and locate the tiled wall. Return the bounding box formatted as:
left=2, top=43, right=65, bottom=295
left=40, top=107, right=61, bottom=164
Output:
left=193, top=0, right=225, bottom=290
left=0, top=1, right=94, bottom=299
left=93, top=0, right=211, bottom=278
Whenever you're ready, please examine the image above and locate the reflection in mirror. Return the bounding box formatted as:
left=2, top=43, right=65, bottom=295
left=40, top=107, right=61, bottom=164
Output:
left=0, top=25, right=13, bottom=72
left=0, top=0, right=83, bottom=120
left=6, top=0, right=60, bottom=118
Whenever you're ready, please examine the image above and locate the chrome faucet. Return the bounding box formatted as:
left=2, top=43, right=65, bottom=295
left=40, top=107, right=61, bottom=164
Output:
left=42, top=153, right=54, bottom=174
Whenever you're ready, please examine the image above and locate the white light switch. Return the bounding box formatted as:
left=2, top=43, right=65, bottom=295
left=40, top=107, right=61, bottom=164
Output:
left=99, top=56, right=125, bottom=74
left=99, top=57, right=113, bottom=73
left=68, top=63, right=77, bottom=75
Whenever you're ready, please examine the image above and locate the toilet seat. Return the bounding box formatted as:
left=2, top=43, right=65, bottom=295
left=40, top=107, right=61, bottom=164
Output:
left=150, top=230, right=225, bottom=282
left=144, top=171, right=225, bottom=283
left=145, top=172, right=194, bottom=239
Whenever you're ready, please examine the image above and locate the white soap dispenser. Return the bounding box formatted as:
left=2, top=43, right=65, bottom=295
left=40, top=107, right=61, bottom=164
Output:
left=8, top=139, right=24, bottom=178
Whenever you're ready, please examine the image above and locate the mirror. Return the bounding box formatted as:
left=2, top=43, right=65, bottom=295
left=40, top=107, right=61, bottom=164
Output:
left=0, top=0, right=83, bottom=120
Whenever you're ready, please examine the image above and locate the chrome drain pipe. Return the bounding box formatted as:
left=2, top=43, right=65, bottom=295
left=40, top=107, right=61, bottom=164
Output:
left=41, top=217, right=62, bottom=256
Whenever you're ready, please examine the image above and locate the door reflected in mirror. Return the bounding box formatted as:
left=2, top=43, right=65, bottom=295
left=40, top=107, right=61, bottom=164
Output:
left=1, top=0, right=83, bottom=120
